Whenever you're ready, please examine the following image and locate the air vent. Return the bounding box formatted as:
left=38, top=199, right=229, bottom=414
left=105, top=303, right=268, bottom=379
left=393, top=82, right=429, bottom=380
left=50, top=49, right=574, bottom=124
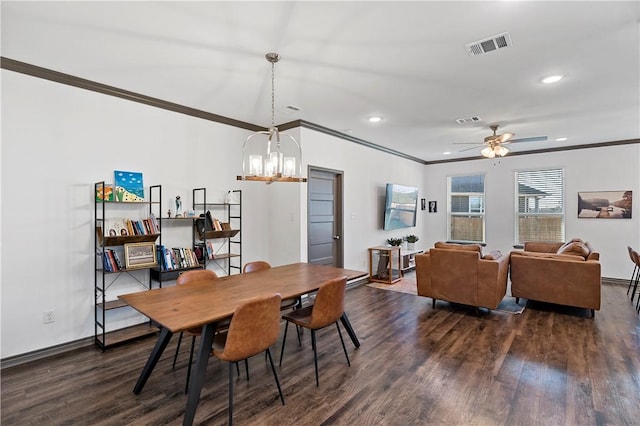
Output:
left=456, top=116, right=482, bottom=124
left=465, top=32, right=512, bottom=56
left=286, top=105, right=301, bottom=111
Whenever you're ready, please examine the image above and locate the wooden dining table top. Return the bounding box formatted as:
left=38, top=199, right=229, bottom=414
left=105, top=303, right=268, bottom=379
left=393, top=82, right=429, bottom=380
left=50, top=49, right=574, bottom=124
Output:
left=119, top=262, right=366, bottom=333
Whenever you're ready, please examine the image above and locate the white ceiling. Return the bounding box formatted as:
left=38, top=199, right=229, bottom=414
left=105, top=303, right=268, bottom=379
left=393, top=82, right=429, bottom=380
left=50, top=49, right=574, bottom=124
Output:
left=2, top=1, right=639, bottom=162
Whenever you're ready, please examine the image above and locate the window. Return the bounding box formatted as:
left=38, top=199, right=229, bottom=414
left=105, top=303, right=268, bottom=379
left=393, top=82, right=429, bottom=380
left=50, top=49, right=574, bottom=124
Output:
left=515, top=168, right=564, bottom=244
left=448, top=174, right=485, bottom=242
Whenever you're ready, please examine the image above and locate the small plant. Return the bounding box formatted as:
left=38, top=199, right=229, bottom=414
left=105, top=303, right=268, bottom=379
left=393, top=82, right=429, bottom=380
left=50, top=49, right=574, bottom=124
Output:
left=387, top=237, right=403, bottom=246
left=405, top=234, right=419, bottom=243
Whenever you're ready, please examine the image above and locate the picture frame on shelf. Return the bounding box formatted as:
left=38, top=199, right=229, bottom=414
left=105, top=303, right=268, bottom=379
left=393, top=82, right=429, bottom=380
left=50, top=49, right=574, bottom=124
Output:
left=114, top=170, right=145, bottom=202
left=96, top=184, right=114, bottom=201
left=124, top=242, right=157, bottom=269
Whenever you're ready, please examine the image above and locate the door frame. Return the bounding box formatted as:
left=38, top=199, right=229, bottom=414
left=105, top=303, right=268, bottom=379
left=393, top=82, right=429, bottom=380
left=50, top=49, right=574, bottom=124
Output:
left=307, top=165, right=344, bottom=267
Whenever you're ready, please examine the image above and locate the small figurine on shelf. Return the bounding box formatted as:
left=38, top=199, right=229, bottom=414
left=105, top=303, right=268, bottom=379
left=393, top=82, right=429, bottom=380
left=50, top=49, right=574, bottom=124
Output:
left=175, top=195, right=183, bottom=217
left=167, top=209, right=172, bottom=218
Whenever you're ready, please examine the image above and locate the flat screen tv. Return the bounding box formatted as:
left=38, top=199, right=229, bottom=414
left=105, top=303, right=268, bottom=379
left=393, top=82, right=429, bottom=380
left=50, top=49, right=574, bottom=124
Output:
left=383, top=183, right=418, bottom=230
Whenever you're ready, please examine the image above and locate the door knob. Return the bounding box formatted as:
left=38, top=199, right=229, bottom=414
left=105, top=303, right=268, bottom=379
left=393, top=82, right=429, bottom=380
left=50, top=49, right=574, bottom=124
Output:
left=333, top=235, right=340, bottom=240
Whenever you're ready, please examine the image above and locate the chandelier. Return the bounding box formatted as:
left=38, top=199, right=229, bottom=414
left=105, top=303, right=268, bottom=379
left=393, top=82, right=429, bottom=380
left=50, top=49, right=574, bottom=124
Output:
left=236, top=53, right=306, bottom=183
left=480, top=144, right=509, bottom=158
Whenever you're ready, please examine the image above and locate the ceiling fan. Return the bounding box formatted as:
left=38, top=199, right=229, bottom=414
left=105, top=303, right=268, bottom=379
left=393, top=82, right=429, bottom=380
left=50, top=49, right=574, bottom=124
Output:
left=457, top=124, right=548, bottom=158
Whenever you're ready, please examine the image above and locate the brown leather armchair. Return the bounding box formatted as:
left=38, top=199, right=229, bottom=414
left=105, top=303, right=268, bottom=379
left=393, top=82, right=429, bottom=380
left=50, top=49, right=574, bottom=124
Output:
left=415, top=242, right=509, bottom=310
left=510, top=239, right=601, bottom=316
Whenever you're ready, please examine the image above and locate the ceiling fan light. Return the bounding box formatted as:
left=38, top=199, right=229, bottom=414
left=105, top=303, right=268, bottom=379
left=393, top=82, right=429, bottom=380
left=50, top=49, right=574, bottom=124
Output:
left=481, top=146, right=496, bottom=158
left=495, top=145, right=509, bottom=157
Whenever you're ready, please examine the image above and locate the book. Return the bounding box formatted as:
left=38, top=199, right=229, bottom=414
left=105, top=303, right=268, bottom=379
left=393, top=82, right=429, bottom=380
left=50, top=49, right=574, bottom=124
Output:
left=205, top=211, right=215, bottom=231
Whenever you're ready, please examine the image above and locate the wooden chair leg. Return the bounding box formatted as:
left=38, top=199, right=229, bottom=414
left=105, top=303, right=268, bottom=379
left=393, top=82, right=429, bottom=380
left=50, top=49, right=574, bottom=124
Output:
left=279, top=321, right=289, bottom=367
left=172, top=331, right=184, bottom=370
left=627, top=265, right=638, bottom=295
left=184, top=335, right=196, bottom=394
left=311, top=329, right=319, bottom=387
left=266, top=348, right=285, bottom=405
left=432, top=298, right=436, bottom=309
left=335, top=322, right=350, bottom=367
left=228, top=362, right=234, bottom=426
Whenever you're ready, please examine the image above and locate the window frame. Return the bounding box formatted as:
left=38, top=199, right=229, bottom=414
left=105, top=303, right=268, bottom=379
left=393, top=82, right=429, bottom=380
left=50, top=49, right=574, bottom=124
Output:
left=447, top=173, right=486, bottom=243
left=514, top=167, right=565, bottom=244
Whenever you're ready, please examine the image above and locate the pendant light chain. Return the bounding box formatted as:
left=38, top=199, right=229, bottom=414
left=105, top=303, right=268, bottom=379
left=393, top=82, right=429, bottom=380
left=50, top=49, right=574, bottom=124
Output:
left=271, top=60, right=276, bottom=129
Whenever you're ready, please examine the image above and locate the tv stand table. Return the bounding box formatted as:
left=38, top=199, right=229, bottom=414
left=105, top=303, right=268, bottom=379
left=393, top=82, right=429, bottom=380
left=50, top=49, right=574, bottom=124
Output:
left=368, top=246, right=402, bottom=284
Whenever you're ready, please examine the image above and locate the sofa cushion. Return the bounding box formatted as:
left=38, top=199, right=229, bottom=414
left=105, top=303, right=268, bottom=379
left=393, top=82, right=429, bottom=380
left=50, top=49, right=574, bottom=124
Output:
left=483, top=250, right=502, bottom=260
left=434, top=241, right=482, bottom=254
left=511, top=251, right=586, bottom=261
left=557, top=239, right=590, bottom=258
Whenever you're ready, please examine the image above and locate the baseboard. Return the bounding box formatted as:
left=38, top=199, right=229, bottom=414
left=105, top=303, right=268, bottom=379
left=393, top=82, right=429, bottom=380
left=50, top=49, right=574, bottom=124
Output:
left=347, top=276, right=369, bottom=290
left=1, top=336, right=94, bottom=370
left=602, top=277, right=628, bottom=287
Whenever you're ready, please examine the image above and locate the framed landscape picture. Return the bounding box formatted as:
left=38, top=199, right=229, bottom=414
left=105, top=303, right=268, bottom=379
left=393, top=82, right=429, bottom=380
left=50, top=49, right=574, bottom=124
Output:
left=124, top=242, right=157, bottom=269
left=578, top=190, right=632, bottom=219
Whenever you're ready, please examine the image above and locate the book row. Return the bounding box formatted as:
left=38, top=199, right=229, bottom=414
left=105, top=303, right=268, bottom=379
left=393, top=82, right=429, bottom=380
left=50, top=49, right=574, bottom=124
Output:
left=157, top=245, right=199, bottom=271
left=102, top=248, right=124, bottom=272
left=104, top=214, right=159, bottom=237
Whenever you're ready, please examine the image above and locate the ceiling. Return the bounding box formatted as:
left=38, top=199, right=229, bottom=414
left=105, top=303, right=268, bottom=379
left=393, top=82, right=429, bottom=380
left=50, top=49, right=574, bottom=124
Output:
left=2, top=1, right=639, bottom=162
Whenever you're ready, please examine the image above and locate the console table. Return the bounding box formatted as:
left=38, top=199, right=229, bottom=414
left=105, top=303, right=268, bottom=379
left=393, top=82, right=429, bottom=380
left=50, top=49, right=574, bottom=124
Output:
left=368, top=246, right=402, bottom=284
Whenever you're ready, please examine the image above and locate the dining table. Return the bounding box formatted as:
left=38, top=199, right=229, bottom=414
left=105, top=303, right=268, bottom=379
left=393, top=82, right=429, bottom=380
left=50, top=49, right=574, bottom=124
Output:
left=119, top=262, right=367, bottom=426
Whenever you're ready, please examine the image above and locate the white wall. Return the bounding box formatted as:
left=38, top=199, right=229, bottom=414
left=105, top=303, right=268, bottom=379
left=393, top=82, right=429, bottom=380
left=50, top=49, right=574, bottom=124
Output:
left=0, top=71, right=427, bottom=359
left=423, top=145, right=640, bottom=279
left=2, top=68, right=638, bottom=360
left=0, top=70, right=272, bottom=358
left=297, top=127, right=427, bottom=272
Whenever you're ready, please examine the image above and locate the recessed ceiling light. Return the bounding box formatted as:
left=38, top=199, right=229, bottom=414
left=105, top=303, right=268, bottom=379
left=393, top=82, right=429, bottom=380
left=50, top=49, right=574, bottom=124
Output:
left=443, top=151, right=451, bottom=155
left=555, top=137, right=568, bottom=141
left=368, top=116, right=383, bottom=123
left=541, top=75, right=564, bottom=84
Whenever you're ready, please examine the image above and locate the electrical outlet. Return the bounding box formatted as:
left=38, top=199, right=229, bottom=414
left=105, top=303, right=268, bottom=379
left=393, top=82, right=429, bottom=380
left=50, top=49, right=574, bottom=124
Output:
left=43, top=310, right=55, bottom=324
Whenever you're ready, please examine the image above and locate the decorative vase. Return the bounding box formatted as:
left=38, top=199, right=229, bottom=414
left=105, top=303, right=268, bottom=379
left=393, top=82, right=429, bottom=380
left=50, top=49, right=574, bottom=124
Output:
left=407, top=242, right=415, bottom=250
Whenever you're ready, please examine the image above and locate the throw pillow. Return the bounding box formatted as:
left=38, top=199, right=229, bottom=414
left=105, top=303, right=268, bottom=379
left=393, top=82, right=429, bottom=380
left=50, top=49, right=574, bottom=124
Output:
left=483, top=250, right=502, bottom=260
left=557, top=240, right=590, bottom=258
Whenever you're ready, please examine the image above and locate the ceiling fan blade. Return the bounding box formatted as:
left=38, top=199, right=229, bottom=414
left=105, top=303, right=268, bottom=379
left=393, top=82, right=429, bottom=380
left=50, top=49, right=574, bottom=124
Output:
left=497, top=132, right=514, bottom=143
left=510, top=136, right=548, bottom=143
left=453, top=142, right=482, bottom=145
left=458, top=145, right=482, bottom=153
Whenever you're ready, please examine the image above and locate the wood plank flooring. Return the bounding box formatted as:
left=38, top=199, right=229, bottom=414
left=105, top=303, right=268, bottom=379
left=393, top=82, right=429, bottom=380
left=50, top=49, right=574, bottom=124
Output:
left=2, top=282, right=639, bottom=425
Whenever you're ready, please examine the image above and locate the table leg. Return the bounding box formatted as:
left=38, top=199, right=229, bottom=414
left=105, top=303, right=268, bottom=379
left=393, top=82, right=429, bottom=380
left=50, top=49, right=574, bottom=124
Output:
left=183, top=322, right=217, bottom=426
left=340, top=312, right=360, bottom=349
left=133, top=326, right=173, bottom=394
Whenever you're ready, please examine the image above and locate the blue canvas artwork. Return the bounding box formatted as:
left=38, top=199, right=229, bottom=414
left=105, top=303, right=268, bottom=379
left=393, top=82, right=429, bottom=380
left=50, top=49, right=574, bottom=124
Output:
left=114, top=170, right=145, bottom=202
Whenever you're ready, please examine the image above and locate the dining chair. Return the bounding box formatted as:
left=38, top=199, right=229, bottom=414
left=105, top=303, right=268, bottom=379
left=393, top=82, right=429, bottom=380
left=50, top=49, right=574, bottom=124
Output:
left=627, top=246, right=639, bottom=299
left=243, top=261, right=301, bottom=311
left=211, top=293, right=285, bottom=426
left=279, top=276, right=350, bottom=386
left=172, top=269, right=221, bottom=393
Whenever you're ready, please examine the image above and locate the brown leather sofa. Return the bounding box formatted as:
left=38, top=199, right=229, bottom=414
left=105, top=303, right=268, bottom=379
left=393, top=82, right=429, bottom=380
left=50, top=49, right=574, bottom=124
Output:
left=509, top=239, right=601, bottom=316
left=415, top=242, right=509, bottom=310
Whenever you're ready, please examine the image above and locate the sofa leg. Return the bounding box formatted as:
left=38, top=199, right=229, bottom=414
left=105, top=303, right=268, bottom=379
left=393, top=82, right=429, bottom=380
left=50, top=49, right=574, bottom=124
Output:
left=432, top=299, right=436, bottom=309
left=591, top=309, right=595, bottom=318
left=515, top=297, right=520, bottom=305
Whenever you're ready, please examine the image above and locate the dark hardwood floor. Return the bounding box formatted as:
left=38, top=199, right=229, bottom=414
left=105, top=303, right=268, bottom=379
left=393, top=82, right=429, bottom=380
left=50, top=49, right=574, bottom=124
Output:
left=2, top=281, right=639, bottom=425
